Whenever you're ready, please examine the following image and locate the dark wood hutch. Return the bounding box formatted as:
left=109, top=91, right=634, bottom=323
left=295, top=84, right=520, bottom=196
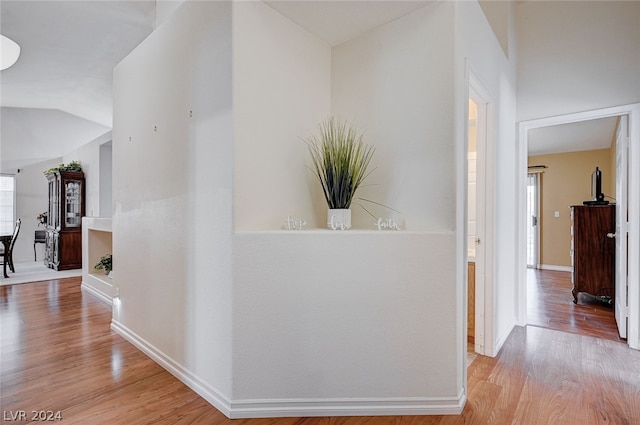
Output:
left=45, top=170, right=85, bottom=270
left=570, top=204, right=616, bottom=303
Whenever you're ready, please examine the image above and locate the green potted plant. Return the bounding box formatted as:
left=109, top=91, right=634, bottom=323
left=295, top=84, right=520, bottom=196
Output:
left=94, top=254, right=112, bottom=275
left=305, top=117, right=374, bottom=230
left=63, top=160, right=82, bottom=171
left=43, top=160, right=82, bottom=175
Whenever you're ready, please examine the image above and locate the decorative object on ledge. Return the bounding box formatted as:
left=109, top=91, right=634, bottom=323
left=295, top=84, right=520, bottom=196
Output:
left=328, top=209, right=351, bottom=230
left=94, top=254, right=112, bottom=275
left=36, top=211, right=47, bottom=226
left=284, top=216, right=307, bottom=230
left=43, top=160, right=82, bottom=175
left=305, top=117, right=374, bottom=230
left=375, top=217, right=400, bottom=230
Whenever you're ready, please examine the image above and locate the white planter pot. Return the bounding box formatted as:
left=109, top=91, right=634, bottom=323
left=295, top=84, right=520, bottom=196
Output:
left=327, top=209, right=351, bottom=230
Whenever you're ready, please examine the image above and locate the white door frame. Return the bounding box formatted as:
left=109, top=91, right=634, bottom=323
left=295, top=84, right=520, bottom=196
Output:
left=468, top=71, right=495, bottom=356
left=615, top=114, right=629, bottom=339
left=517, top=103, right=640, bottom=350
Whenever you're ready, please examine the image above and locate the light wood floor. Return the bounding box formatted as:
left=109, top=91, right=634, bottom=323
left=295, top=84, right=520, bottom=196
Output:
left=526, top=268, right=622, bottom=342
left=2, top=274, right=640, bottom=424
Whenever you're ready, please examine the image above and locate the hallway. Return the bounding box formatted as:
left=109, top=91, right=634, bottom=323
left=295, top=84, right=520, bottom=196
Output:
left=527, top=268, right=622, bottom=342
left=2, top=277, right=639, bottom=423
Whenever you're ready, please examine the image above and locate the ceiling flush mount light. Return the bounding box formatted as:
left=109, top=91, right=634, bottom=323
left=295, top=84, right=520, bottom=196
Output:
left=1, top=34, right=21, bottom=70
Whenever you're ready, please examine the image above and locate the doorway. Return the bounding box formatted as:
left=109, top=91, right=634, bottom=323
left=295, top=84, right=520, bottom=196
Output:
left=467, top=97, right=479, bottom=349
left=467, top=73, right=495, bottom=356
left=517, top=104, right=640, bottom=350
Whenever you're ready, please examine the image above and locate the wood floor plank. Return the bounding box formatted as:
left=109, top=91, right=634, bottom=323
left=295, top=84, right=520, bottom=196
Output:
left=511, top=328, right=588, bottom=425
left=2, top=274, right=640, bottom=424
left=526, top=268, right=622, bottom=342
left=581, top=336, right=640, bottom=424
left=463, top=321, right=529, bottom=425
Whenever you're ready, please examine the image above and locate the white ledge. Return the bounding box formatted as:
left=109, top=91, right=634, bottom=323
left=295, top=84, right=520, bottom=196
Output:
left=235, top=229, right=454, bottom=235
left=83, top=217, right=112, bottom=232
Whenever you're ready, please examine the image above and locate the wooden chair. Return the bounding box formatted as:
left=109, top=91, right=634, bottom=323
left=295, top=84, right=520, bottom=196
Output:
left=34, top=229, right=47, bottom=261
left=1, top=218, right=21, bottom=273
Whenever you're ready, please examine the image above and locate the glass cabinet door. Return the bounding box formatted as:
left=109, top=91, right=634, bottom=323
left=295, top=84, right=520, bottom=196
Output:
left=47, top=178, right=54, bottom=227
left=47, top=175, right=60, bottom=229
left=64, top=180, right=82, bottom=227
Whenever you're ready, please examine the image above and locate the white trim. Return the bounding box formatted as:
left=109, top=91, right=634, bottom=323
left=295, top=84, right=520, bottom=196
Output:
left=628, top=104, right=640, bottom=350
left=539, top=264, right=573, bottom=273
left=228, top=394, right=465, bottom=419
left=111, top=319, right=465, bottom=418
left=517, top=103, right=640, bottom=350
left=615, top=115, right=629, bottom=339
left=468, top=69, right=496, bottom=358
left=81, top=274, right=113, bottom=306
left=517, top=122, right=529, bottom=326
left=487, top=323, right=515, bottom=358
left=81, top=282, right=113, bottom=306
left=111, top=319, right=233, bottom=417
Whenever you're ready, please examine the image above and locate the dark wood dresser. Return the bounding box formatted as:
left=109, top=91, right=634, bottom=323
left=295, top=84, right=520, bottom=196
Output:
left=570, top=205, right=615, bottom=303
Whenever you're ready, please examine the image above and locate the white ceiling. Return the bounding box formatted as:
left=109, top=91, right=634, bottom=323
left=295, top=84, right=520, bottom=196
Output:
left=1, top=1, right=154, bottom=126
left=265, top=1, right=432, bottom=46
left=0, top=0, right=619, bottom=172
left=0, top=0, right=155, bottom=172
left=528, top=116, right=618, bottom=156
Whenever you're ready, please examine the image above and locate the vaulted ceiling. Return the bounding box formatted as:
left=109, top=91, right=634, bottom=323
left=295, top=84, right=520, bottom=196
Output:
left=0, top=0, right=617, bottom=173
left=0, top=0, right=155, bottom=172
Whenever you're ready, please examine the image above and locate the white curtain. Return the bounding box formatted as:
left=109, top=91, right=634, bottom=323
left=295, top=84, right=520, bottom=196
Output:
left=0, top=175, right=16, bottom=235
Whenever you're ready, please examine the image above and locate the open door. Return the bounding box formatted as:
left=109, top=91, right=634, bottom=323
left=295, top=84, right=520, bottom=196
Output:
left=468, top=73, right=494, bottom=356
left=615, top=115, right=629, bottom=338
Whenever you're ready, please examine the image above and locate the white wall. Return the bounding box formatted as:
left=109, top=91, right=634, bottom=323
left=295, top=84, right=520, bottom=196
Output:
left=232, top=230, right=459, bottom=415
left=63, top=131, right=112, bottom=218
left=112, top=0, right=234, bottom=409
left=110, top=0, right=522, bottom=418
left=230, top=1, right=463, bottom=415
left=516, top=1, right=640, bottom=122
left=454, top=1, right=519, bottom=355
left=99, top=142, right=112, bottom=217
left=233, top=1, right=331, bottom=230
left=12, top=157, right=61, bottom=262
left=155, top=0, right=186, bottom=29
left=332, top=2, right=456, bottom=231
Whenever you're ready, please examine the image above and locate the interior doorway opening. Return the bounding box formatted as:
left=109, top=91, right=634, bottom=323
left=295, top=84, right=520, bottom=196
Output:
left=467, top=72, right=495, bottom=357
left=467, top=97, right=478, bottom=349
left=517, top=103, right=640, bottom=350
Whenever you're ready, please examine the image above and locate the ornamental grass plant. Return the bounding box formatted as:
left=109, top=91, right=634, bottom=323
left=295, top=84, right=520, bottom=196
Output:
left=305, top=117, right=374, bottom=210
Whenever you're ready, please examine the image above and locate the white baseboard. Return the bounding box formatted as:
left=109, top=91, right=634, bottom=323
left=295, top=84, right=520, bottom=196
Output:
left=81, top=282, right=112, bottom=306
left=489, top=323, right=516, bottom=358
left=228, top=394, right=465, bottom=418
left=539, top=264, right=572, bottom=273
left=111, top=319, right=465, bottom=418
left=110, top=319, right=233, bottom=417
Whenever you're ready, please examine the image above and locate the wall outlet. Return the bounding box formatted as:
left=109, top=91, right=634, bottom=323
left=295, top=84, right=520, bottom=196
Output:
left=554, top=211, right=560, bottom=218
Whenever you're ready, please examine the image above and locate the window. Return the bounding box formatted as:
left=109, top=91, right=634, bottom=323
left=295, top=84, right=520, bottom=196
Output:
left=0, top=174, right=16, bottom=235
left=526, top=172, right=539, bottom=268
